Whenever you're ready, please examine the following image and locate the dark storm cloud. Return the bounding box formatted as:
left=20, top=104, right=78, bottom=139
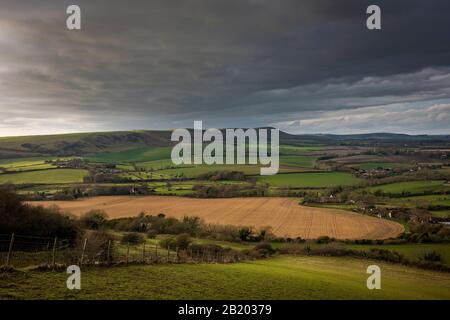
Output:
left=0, top=0, right=449, bottom=135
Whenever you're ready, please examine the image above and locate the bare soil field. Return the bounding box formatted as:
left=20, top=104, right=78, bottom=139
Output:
left=31, top=196, right=404, bottom=239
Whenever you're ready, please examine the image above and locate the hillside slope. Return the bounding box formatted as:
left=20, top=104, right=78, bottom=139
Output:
left=1, top=129, right=449, bottom=159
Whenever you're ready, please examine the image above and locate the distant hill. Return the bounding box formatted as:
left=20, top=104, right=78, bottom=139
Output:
left=0, top=129, right=449, bottom=159
left=0, top=130, right=172, bottom=158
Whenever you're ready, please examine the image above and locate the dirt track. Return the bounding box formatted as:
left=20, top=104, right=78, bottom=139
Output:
left=32, top=196, right=404, bottom=239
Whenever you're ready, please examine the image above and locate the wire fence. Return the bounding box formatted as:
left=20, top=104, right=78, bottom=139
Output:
left=0, top=233, right=248, bottom=270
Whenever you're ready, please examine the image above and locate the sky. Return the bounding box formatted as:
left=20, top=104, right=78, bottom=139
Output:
left=0, top=0, right=449, bottom=136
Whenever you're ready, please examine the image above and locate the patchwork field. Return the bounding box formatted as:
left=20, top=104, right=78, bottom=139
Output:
left=32, top=196, right=403, bottom=239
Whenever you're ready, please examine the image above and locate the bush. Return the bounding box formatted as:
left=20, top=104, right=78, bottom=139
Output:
left=239, top=227, right=252, bottom=241
left=198, top=224, right=241, bottom=242
left=146, top=229, right=158, bottom=239
left=188, top=243, right=225, bottom=255
left=108, top=214, right=203, bottom=236
left=121, top=232, right=145, bottom=245
left=160, top=234, right=192, bottom=250
left=0, top=188, right=79, bottom=242
left=78, top=230, right=116, bottom=263
left=159, top=236, right=174, bottom=249
left=365, top=248, right=405, bottom=263
left=197, top=171, right=246, bottom=181
left=79, top=210, right=108, bottom=230
left=316, top=236, right=333, bottom=244
left=419, top=251, right=443, bottom=263
left=253, top=242, right=275, bottom=257
left=174, top=233, right=192, bottom=250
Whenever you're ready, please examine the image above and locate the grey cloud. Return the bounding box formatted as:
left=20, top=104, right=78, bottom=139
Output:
left=0, top=0, right=449, bottom=135
left=273, top=103, right=450, bottom=135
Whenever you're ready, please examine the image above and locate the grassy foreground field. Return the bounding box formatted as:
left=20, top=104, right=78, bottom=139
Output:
left=2, top=256, right=449, bottom=299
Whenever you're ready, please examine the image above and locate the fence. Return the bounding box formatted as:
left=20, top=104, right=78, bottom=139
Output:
left=0, top=233, right=248, bottom=269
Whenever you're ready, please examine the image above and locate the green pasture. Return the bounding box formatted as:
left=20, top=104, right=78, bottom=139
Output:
left=85, top=147, right=172, bottom=163
left=0, top=169, right=88, bottom=184
left=279, top=155, right=318, bottom=168
left=2, top=256, right=449, bottom=299
left=391, top=194, right=450, bottom=207
left=366, top=180, right=449, bottom=195
left=257, top=172, right=361, bottom=188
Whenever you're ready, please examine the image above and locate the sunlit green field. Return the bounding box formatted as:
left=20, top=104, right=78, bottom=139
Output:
left=366, top=180, right=449, bottom=195
left=279, top=155, right=318, bottom=168
left=85, top=147, right=172, bottom=163
left=257, top=172, right=361, bottom=188
left=392, top=194, right=450, bottom=206
left=279, top=145, right=325, bottom=155
left=1, top=256, right=449, bottom=299
left=0, top=169, right=88, bottom=184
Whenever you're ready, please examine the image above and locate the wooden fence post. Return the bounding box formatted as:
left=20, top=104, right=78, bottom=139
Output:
left=80, top=238, right=88, bottom=266
left=176, top=247, right=179, bottom=263
left=46, top=241, right=50, bottom=265
left=51, top=237, right=57, bottom=270
left=155, top=244, right=158, bottom=263
left=126, top=242, right=130, bottom=265
left=107, top=240, right=111, bottom=264
left=167, top=246, right=170, bottom=263
left=5, top=233, right=15, bottom=266
left=142, top=243, right=146, bottom=263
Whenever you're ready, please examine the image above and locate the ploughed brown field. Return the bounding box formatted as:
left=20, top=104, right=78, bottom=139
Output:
left=31, top=196, right=404, bottom=239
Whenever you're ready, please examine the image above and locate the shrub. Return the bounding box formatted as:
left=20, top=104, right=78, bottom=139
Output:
left=253, top=242, right=275, bottom=257
left=188, top=243, right=225, bottom=255
left=0, top=188, right=79, bottom=242
left=174, top=233, right=192, bottom=250
left=198, top=224, right=241, bottom=242
left=108, top=214, right=203, bottom=236
left=197, top=171, right=246, bottom=181
left=160, top=234, right=192, bottom=250
left=365, top=248, right=405, bottom=263
left=316, top=236, right=333, bottom=244
left=159, top=236, right=175, bottom=249
left=121, top=232, right=145, bottom=245
left=239, top=227, right=252, bottom=241
left=419, top=251, right=443, bottom=263
left=77, top=230, right=116, bottom=263
left=79, top=210, right=108, bottom=230
left=146, top=229, right=158, bottom=239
